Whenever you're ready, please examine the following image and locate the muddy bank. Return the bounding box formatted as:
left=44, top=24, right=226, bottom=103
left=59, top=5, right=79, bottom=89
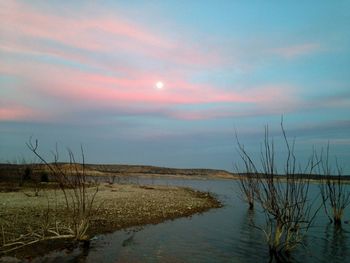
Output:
left=0, top=183, right=221, bottom=260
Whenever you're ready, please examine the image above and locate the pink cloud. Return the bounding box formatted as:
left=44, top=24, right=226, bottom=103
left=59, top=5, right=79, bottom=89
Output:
left=6, top=60, right=293, bottom=107
left=0, top=1, right=305, bottom=123
left=1, top=55, right=300, bottom=122
left=0, top=1, right=223, bottom=69
left=168, top=96, right=300, bottom=121
left=272, top=43, right=322, bottom=59
left=0, top=104, right=42, bottom=121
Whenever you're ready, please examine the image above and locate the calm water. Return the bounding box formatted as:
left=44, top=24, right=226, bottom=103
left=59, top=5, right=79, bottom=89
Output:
left=34, top=177, right=350, bottom=263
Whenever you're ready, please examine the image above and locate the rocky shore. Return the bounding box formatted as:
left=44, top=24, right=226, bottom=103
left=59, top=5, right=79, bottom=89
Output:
left=0, top=183, right=221, bottom=260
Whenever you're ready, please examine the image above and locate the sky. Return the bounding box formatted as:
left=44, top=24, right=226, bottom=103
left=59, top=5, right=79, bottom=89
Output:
left=1, top=0, right=350, bottom=173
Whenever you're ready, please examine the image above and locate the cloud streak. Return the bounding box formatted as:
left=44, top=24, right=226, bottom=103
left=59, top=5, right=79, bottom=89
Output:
left=0, top=0, right=342, bottom=125
left=1, top=1, right=349, bottom=173
left=1, top=55, right=301, bottom=121
left=271, top=43, right=322, bottom=59
left=0, top=103, right=42, bottom=121
left=1, top=1, right=223, bottom=70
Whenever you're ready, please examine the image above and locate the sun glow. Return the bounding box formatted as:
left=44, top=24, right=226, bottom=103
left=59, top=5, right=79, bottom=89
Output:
left=155, top=81, right=164, bottom=90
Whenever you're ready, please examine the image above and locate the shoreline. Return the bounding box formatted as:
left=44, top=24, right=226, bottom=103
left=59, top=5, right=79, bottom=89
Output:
left=2, top=163, right=350, bottom=182
left=0, top=183, right=222, bottom=260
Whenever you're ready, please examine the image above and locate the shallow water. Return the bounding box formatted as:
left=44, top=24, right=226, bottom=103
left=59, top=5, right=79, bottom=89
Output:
left=34, top=177, right=350, bottom=263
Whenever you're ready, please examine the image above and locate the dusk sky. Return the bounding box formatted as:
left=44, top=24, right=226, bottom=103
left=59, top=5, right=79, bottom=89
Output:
left=1, top=1, right=349, bottom=173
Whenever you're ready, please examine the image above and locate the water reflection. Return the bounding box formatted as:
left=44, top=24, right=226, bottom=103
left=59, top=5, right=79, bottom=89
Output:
left=236, top=208, right=267, bottom=262
left=322, top=224, right=349, bottom=261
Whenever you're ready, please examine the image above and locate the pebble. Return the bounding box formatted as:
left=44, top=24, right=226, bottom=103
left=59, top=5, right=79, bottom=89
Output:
left=0, top=256, right=21, bottom=263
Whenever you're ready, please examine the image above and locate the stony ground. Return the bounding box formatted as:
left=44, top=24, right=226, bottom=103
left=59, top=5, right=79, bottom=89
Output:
left=91, top=184, right=221, bottom=232
left=0, top=182, right=221, bottom=259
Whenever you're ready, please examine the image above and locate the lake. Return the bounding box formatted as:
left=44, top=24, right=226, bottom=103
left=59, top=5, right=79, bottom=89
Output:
left=34, top=177, right=350, bottom=263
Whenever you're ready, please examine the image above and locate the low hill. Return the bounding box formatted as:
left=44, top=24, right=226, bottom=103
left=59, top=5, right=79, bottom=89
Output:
left=86, top=164, right=235, bottom=178
left=0, top=163, right=235, bottom=180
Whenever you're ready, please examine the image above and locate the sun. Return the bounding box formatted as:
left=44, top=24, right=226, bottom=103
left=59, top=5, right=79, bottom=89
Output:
left=155, top=81, right=164, bottom=90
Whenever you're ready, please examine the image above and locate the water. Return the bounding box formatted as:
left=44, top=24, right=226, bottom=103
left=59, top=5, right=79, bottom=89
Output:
left=34, top=177, right=350, bottom=263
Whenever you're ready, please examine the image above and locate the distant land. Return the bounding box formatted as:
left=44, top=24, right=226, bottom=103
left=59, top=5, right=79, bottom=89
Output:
left=1, top=163, right=349, bottom=181
left=0, top=163, right=235, bottom=180
left=86, top=164, right=235, bottom=179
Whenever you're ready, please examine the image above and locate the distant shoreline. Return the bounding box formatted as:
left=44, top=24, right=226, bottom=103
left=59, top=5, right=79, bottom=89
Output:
left=1, top=163, right=349, bottom=181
